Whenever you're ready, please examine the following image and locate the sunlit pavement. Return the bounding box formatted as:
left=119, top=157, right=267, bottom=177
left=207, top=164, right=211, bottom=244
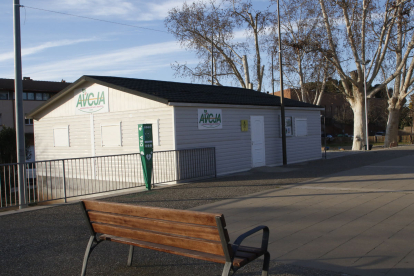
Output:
left=193, top=152, right=414, bottom=276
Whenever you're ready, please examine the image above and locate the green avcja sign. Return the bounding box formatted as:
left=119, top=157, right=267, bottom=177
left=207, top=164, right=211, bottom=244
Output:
left=74, top=84, right=109, bottom=115
left=138, top=124, right=153, bottom=190
left=198, top=109, right=222, bottom=129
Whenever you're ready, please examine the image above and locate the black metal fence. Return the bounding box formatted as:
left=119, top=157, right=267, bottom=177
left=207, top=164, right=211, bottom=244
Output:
left=0, top=147, right=216, bottom=209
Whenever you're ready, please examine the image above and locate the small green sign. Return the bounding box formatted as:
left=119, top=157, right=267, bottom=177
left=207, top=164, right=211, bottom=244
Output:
left=138, top=124, right=153, bottom=190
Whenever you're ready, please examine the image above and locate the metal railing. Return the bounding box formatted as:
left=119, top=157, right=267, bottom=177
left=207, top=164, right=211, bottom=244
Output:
left=0, top=147, right=216, bottom=209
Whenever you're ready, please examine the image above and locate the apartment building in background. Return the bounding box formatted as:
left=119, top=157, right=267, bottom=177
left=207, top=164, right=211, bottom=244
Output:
left=0, top=77, right=70, bottom=160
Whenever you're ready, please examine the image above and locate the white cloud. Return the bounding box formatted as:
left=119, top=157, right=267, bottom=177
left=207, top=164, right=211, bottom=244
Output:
left=47, top=0, right=137, bottom=17
left=143, top=0, right=185, bottom=20
left=22, top=41, right=184, bottom=80
left=31, top=0, right=187, bottom=21
left=0, top=38, right=97, bottom=62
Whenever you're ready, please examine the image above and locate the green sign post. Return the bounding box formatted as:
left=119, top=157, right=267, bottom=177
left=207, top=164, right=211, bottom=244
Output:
left=138, top=124, right=153, bottom=190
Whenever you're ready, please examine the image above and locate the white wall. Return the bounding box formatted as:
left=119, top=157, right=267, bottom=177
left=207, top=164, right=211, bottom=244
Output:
left=34, top=83, right=174, bottom=161
left=35, top=114, right=92, bottom=160
left=35, top=82, right=166, bottom=119
left=92, top=107, right=174, bottom=157
left=281, top=109, right=322, bottom=164
left=174, top=106, right=321, bottom=176
left=174, top=106, right=281, bottom=176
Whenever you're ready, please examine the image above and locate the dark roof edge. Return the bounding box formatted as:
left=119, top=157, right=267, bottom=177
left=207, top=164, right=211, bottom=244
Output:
left=168, top=102, right=325, bottom=110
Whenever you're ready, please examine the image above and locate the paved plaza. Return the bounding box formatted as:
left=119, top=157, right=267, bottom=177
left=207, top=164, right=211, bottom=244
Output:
left=194, top=154, right=414, bottom=276
left=1, top=147, right=414, bottom=275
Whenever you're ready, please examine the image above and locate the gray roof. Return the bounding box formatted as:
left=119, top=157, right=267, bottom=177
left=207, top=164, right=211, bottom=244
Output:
left=27, top=75, right=321, bottom=118
left=86, top=75, right=320, bottom=108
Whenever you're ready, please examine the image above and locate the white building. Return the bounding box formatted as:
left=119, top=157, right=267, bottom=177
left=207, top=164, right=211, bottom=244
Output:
left=27, top=75, right=323, bottom=177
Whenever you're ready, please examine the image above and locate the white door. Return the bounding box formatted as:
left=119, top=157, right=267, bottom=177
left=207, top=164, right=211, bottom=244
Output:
left=251, top=116, right=265, bottom=167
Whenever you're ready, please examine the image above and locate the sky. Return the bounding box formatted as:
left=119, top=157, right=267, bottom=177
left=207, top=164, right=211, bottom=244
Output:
left=0, top=0, right=271, bottom=86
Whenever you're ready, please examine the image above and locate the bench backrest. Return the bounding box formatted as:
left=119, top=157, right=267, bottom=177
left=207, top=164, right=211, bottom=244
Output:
left=81, top=200, right=231, bottom=258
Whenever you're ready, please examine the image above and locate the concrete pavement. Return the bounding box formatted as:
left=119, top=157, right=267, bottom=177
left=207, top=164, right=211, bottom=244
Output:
left=192, top=153, right=414, bottom=276
left=1, top=147, right=414, bottom=276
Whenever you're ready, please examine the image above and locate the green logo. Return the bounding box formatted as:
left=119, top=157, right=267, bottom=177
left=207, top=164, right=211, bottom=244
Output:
left=199, top=109, right=221, bottom=127
left=75, top=89, right=106, bottom=113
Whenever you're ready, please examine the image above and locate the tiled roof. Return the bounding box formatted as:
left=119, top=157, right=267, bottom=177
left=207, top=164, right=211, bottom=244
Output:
left=0, top=78, right=70, bottom=92
left=86, top=76, right=321, bottom=108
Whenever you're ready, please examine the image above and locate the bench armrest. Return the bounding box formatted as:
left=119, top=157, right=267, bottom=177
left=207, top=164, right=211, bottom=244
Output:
left=231, top=225, right=269, bottom=255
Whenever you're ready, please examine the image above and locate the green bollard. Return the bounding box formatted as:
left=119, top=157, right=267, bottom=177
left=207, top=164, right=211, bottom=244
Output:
left=138, top=124, right=153, bottom=190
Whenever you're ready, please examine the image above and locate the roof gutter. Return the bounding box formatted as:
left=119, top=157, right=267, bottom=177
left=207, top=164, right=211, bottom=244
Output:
left=168, top=102, right=325, bottom=111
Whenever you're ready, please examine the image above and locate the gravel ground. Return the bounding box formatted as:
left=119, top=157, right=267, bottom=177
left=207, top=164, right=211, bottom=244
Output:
left=1, top=146, right=413, bottom=276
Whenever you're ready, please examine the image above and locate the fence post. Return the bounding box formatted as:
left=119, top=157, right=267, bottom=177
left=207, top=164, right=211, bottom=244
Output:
left=214, top=147, right=217, bottom=178
left=62, top=160, right=67, bottom=203
left=18, top=162, right=27, bottom=208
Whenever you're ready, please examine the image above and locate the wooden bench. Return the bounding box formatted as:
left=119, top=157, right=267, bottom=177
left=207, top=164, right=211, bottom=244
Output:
left=80, top=200, right=270, bottom=276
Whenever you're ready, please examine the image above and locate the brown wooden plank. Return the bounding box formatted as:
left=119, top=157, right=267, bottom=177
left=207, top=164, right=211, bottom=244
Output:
left=88, top=211, right=222, bottom=241
left=92, top=222, right=225, bottom=256
left=232, top=257, right=249, bottom=267
left=83, top=200, right=224, bottom=227
left=99, top=235, right=227, bottom=264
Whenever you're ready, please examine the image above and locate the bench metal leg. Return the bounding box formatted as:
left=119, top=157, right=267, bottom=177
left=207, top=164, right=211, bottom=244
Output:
left=221, top=261, right=233, bottom=276
left=81, top=236, right=96, bottom=276
left=127, top=245, right=134, bottom=266
left=261, top=251, right=270, bottom=276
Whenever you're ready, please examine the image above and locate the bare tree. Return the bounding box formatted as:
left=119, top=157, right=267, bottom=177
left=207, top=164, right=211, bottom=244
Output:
left=165, top=0, right=271, bottom=91
left=271, top=0, right=334, bottom=105
left=334, top=102, right=354, bottom=125
left=383, top=0, right=414, bottom=147
left=315, top=0, right=414, bottom=150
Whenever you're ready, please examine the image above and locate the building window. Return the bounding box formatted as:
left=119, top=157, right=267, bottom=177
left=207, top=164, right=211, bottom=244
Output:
left=101, top=123, right=122, bottom=147
left=27, top=92, right=34, bottom=100
left=295, top=118, right=308, bottom=136
left=25, top=119, right=33, bottom=125
left=53, top=126, right=70, bottom=147
left=0, top=92, right=8, bottom=100
left=15, top=92, right=51, bottom=101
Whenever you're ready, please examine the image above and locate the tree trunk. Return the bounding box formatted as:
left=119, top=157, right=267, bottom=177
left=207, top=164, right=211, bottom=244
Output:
left=385, top=108, right=400, bottom=147
left=242, top=55, right=249, bottom=88
left=384, top=97, right=405, bottom=147
left=349, top=97, right=367, bottom=151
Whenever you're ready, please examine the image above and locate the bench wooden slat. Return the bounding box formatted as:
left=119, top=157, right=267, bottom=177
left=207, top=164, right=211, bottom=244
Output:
left=84, top=200, right=224, bottom=227
left=99, top=234, right=249, bottom=268
left=88, top=211, right=222, bottom=241
left=92, top=222, right=225, bottom=256
left=99, top=234, right=228, bottom=264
